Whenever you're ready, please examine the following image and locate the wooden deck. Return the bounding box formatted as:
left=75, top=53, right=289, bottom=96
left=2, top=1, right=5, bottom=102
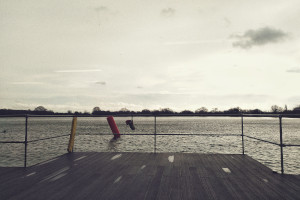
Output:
left=0, top=152, right=299, bottom=200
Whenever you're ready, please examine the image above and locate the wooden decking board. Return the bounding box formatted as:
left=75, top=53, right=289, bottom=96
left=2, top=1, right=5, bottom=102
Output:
left=234, top=156, right=290, bottom=199
left=8, top=155, right=92, bottom=199
left=144, top=166, right=164, bottom=200
left=49, top=153, right=112, bottom=200
left=188, top=167, right=213, bottom=199
left=226, top=155, right=299, bottom=200
left=219, top=155, right=273, bottom=199
left=0, top=168, right=23, bottom=186
left=0, top=152, right=299, bottom=200
left=30, top=154, right=117, bottom=199
left=87, top=165, right=133, bottom=198
left=285, top=174, right=300, bottom=188
left=83, top=153, right=152, bottom=200
left=267, top=176, right=300, bottom=200
left=224, top=155, right=283, bottom=199
left=218, top=155, right=268, bottom=199
left=219, top=155, right=268, bottom=199
left=120, top=171, right=153, bottom=199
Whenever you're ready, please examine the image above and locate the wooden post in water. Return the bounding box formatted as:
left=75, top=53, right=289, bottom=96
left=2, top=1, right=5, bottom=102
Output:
left=67, top=117, right=77, bottom=153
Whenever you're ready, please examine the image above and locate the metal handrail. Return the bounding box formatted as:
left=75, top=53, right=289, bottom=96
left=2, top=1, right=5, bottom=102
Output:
left=241, top=114, right=300, bottom=174
left=1, top=114, right=299, bottom=174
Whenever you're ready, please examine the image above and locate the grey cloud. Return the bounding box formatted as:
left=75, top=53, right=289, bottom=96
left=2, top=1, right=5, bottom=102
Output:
left=55, top=69, right=102, bottom=73
left=161, top=8, right=175, bottom=17
left=95, top=6, right=108, bottom=12
left=286, top=68, right=300, bottom=73
left=95, top=81, right=106, bottom=85
left=231, top=27, right=288, bottom=49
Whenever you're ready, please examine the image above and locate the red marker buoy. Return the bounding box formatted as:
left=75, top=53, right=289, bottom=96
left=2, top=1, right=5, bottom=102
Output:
left=107, top=116, right=120, bottom=139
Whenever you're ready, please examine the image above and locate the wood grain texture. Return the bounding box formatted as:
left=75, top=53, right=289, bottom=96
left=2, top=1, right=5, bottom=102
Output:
left=0, top=152, right=299, bottom=200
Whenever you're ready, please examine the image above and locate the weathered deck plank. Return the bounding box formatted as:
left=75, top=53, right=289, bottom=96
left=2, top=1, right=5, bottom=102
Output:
left=0, top=152, right=299, bottom=200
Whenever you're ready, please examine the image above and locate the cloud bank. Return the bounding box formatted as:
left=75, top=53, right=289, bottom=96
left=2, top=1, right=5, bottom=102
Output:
left=231, top=27, right=288, bottom=48
left=286, top=68, right=300, bottom=73
left=95, top=81, right=106, bottom=85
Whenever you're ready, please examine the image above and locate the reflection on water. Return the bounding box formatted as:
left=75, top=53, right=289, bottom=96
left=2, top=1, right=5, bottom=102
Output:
left=0, top=117, right=299, bottom=174
left=107, top=138, right=119, bottom=152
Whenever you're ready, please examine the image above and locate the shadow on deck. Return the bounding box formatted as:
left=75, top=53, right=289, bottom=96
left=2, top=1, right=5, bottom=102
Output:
left=1, top=152, right=299, bottom=200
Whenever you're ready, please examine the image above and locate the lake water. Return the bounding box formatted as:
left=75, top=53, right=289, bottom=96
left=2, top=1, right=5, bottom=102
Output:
left=0, top=116, right=299, bottom=174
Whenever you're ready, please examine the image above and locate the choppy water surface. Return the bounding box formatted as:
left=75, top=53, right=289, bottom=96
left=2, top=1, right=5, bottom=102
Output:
left=0, top=116, right=299, bottom=174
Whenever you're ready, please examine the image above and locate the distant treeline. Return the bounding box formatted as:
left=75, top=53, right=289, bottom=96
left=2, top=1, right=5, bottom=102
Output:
left=1, top=105, right=300, bottom=116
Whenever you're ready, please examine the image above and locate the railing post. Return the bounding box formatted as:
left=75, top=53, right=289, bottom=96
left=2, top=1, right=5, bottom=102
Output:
left=67, top=116, right=77, bottom=153
left=279, top=115, right=284, bottom=174
left=154, top=115, right=157, bottom=154
left=24, top=115, right=28, bottom=168
left=241, top=114, right=244, bottom=155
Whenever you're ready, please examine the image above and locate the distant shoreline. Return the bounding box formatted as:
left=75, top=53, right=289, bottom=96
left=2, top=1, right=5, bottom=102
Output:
left=1, top=109, right=300, bottom=118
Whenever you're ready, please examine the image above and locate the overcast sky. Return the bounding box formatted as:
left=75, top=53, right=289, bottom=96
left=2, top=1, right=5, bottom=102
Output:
left=0, top=0, right=299, bottom=112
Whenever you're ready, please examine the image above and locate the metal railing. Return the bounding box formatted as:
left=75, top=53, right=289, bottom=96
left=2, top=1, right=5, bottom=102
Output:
left=0, top=114, right=299, bottom=174
left=241, top=114, right=300, bottom=174
left=0, top=115, right=70, bottom=167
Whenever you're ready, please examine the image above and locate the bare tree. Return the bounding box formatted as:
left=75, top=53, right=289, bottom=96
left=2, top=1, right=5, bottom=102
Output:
left=141, top=109, right=151, bottom=114
left=93, top=107, right=100, bottom=112
left=119, top=108, right=130, bottom=113
left=34, top=106, right=47, bottom=112
left=293, top=105, right=300, bottom=112
left=271, top=105, right=283, bottom=113
left=180, top=110, right=194, bottom=114
left=211, top=108, right=219, bottom=113
left=160, top=108, right=174, bottom=114
left=195, top=107, right=208, bottom=113
left=225, top=107, right=242, bottom=114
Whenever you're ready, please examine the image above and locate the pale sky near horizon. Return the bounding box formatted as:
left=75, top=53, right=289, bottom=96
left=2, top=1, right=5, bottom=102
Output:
left=0, top=0, right=299, bottom=112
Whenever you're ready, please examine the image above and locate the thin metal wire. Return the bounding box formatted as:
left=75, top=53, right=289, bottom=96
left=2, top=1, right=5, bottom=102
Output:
left=0, top=141, right=24, bottom=143
left=284, top=144, right=300, bottom=147
left=28, top=134, right=70, bottom=143
left=77, top=133, right=240, bottom=136
left=244, top=135, right=280, bottom=146
left=150, top=133, right=240, bottom=136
